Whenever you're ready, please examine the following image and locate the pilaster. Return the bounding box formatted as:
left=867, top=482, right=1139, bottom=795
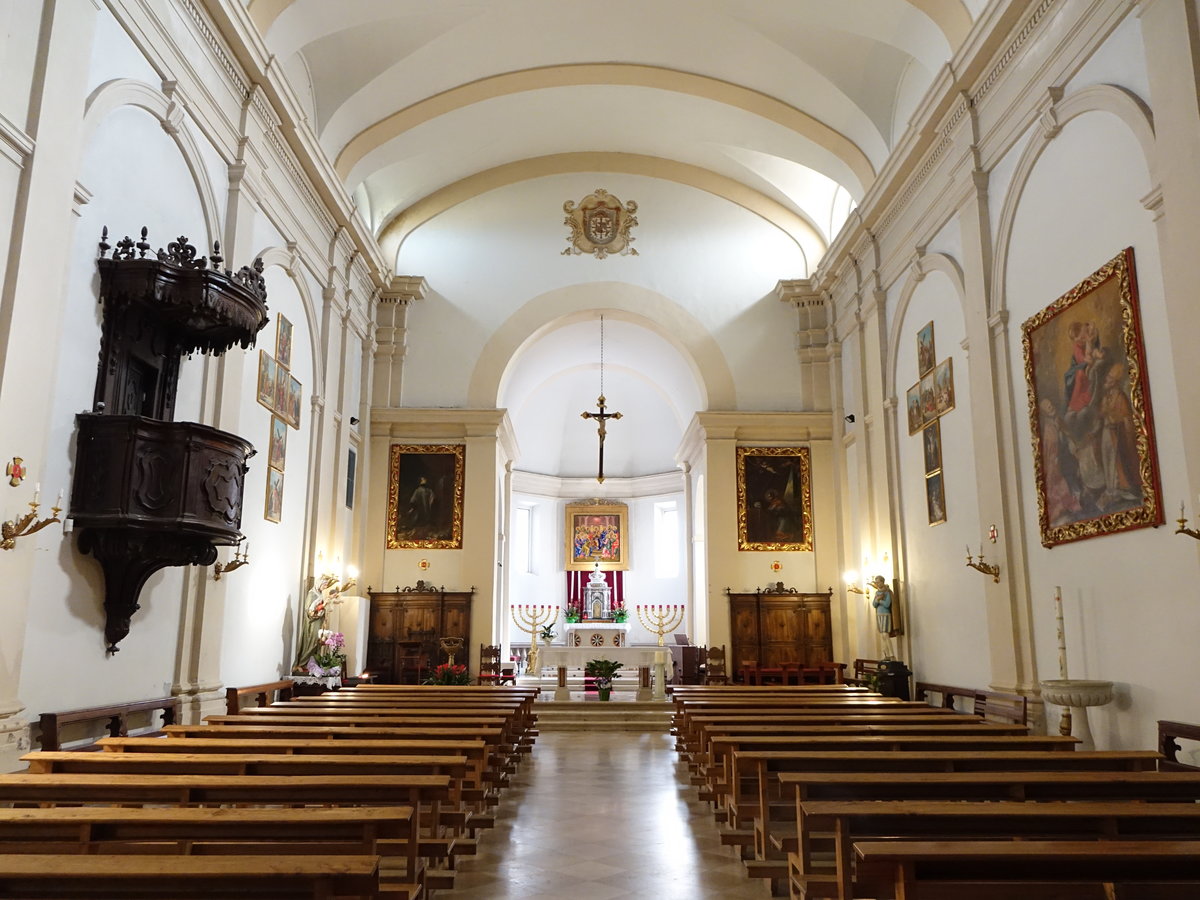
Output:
left=373, top=276, right=427, bottom=408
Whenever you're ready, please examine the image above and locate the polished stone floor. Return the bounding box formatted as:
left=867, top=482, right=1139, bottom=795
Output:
left=438, top=731, right=770, bottom=899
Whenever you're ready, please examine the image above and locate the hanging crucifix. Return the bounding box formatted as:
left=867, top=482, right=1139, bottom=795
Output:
left=581, top=394, right=621, bottom=483
left=580, top=315, right=621, bottom=483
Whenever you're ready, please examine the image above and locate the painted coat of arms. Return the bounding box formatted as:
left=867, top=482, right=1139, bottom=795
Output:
left=563, top=188, right=638, bottom=258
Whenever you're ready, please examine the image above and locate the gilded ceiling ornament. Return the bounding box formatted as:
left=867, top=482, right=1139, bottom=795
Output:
left=563, top=188, right=638, bottom=258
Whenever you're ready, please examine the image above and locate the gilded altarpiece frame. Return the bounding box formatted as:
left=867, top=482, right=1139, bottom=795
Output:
left=1021, top=247, right=1163, bottom=547
left=386, top=444, right=465, bottom=550
left=736, top=446, right=814, bottom=551
left=564, top=501, right=629, bottom=571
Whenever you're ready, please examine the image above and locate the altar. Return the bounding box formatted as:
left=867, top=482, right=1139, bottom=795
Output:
left=540, top=646, right=673, bottom=678
left=565, top=622, right=629, bottom=648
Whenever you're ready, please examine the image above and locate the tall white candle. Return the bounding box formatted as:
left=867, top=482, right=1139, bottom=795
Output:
left=1054, top=586, right=1068, bottom=680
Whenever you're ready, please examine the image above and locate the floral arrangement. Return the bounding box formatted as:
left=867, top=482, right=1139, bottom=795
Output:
left=425, top=663, right=470, bottom=685
left=584, top=658, right=623, bottom=690
left=565, top=601, right=582, bottom=623
left=539, top=623, right=556, bottom=642
left=307, top=630, right=346, bottom=676
left=611, top=602, right=628, bottom=623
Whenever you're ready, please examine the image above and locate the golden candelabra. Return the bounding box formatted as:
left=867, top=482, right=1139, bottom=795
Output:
left=965, top=545, right=1001, bottom=583
left=511, top=604, right=558, bottom=675
left=636, top=604, right=685, bottom=646
left=846, top=584, right=867, bottom=596
left=213, top=540, right=251, bottom=580
left=1, top=493, right=62, bottom=551
left=1176, top=504, right=1200, bottom=540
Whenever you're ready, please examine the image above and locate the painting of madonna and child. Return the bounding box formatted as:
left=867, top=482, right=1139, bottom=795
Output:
left=1022, top=247, right=1163, bottom=548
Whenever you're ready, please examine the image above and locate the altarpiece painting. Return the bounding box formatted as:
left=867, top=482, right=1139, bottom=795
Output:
left=564, top=501, right=629, bottom=571
left=736, top=446, right=813, bottom=551
left=386, top=444, right=465, bottom=549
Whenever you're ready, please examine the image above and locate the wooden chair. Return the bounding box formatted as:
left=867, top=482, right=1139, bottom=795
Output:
left=704, top=646, right=729, bottom=685
left=477, top=645, right=504, bottom=685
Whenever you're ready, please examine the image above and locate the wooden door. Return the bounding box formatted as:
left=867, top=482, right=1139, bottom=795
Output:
left=799, top=595, right=833, bottom=664
left=728, top=595, right=760, bottom=671
left=759, top=599, right=803, bottom=668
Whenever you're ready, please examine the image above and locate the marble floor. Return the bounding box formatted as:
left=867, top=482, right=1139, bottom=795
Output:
left=438, top=731, right=770, bottom=899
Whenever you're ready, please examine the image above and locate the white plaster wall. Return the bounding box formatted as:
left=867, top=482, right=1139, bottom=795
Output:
left=85, top=6, right=160, bottom=97
left=218, top=264, right=314, bottom=685
left=0, top=0, right=41, bottom=129
left=20, top=103, right=208, bottom=716
left=1004, top=110, right=1198, bottom=747
left=397, top=175, right=807, bottom=411
left=892, top=268, right=989, bottom=687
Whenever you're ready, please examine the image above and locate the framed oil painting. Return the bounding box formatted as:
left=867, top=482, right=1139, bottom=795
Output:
left=564, top=501, right=629, bottom=571
left=934, top=357, right=955, bottom=416
left=268, top=415, right=287, bottom=471
left=1021, top=247, right=1163, bottom=547
left=917, top=321, right=936, bottom=376
left=265, top=467, right=284, bottom=523
left=922, top=420, right=942, bottom=475
left=925, top=470, right=946, bottom=526
left=919, top=371, right=937, bottom=423
left=905, top=383, right=923, bottom=435
left=386, top=444, right=465, bottom=549
left=274, top=365, right=289, bottom=419
left=276, top=313, right=293, bottom=371
left=257, top=351, right=277, bottom=412
left=736, top=446, right=813, bottom=551
left=284, top=373, right=302, bottom=429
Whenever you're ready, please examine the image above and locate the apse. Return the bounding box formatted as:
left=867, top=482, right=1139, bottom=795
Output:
left=499, top=314, right=704, bottom=479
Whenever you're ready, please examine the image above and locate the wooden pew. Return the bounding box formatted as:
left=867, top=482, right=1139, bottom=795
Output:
left=0, top=805, right=419, bottom=894
left=729, top=749, right=1161, bottom=879
left=38, top=697, right=179, bottom=751
left=796, top=800, right=1200, bottom=899
left=225, top=680, right=294, bottom=715
left=852, top=840, right=1200, bottom=900
left=0, top=854, right=384, bottom=898
left=1158, top=719, right=1200, bottom=771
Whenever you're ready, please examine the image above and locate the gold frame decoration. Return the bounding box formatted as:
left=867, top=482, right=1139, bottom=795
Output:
left=275, top=313, right=293, bottom=370
left=925, top=470, right=946, bottom=526
left=564, top=500, right=629, bottom=571
left=933, top=357, right=955, bottom=416
left=257, top=351, right=277, bottom=412
left=1021, top=247, right=1163, bottom=547
left=736, top=446, right=814, bottom=551
left=265, top=467, right=284, bottom=523
left=917, top=321, right=936, bottom=375
left=562, top=188, right=638, bottom=258
left=922, top=420, right=942, bottom=475
left=267, top=415, right=287, bottom=471
left=386, top=444, right=465, bottom=549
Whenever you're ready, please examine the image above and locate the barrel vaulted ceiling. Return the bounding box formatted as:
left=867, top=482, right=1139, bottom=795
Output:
left=247, top=0, right=980, bottom=477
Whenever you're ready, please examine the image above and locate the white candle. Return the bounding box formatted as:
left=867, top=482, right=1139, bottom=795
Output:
left=55, top=489, right=63, bottom=508
left=33, top=483, right=40, bottom=504
left=1054, top=586, right=1068, bottom=680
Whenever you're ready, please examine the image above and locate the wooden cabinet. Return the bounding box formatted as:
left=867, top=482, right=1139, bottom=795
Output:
left=726, top=585, right=833, bottom=674
left=366, top=582, right=473, bottom=684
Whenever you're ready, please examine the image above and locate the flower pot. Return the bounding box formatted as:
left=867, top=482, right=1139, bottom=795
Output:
left=598, top=688, right=612, bottom=701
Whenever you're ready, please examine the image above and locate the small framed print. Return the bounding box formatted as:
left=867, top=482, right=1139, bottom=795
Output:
left=276, top=314, right=293, bottom=370
left=268, top=415, right=287, bottom=471
left=934, top=357, right=955, bottom=416
left=265, top=467, right=284, bottom=523
left=905, top=383, right=923, bottom=435
left=920, top=371, right=937, bottom=423
left=922, top=420, right=942, bottom=475
left=274, top=365, right=288, bottom=417
left=925, top=470, right=947, bottom=526
left=286, top=374, right=302, bottom=429
left=917, top=321, right=936, bottom=376
left=257, top=351, right=277, bottom=411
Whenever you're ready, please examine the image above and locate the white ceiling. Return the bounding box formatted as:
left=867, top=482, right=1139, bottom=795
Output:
left=251, top=0, right=977, bottom=478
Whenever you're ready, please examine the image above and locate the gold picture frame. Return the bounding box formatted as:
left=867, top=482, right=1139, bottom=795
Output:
left=385, top=444, right=465, bottom=549
left=276, top=313, right=293, bottom=370
left=736, top=446, right=814, bottom=551
left=1021, top=247, right=1163, bottom=547
left=265, top=467, right=284, bottom=523
left=256, top=350, right=277, bottom=412
left=564, top=500, right=629, bottom=571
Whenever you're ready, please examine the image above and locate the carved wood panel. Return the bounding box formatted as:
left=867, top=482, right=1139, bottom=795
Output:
left=727, top=588, right=833, bottom=678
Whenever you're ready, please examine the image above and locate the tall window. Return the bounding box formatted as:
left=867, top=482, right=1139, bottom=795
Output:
left=511, top=505, right=532, bottom=574
left=654, top=501, right=679, bottom=578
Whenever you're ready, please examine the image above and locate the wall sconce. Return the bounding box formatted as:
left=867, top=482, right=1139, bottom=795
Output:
left=1176, top=502, right=1200, bottom=541
left=1, top=486, right=62, bottom=551
left=314, top=551, right=359, bottom=595
left=965, top=545, right=1001, bottom=582
left=213, top=540, right=250, bottom=580
left=843, top=569, right=868, bottom=595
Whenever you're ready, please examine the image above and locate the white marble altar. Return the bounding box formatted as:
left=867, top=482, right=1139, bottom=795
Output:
left=565, top=622, right=629, bottom=648
left=540, top=645, right=673, bottom=678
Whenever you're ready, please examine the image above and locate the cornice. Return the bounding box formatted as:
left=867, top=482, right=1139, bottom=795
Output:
left=512, top=470, right=684, bottom=499
left=370, top=407, right=510, bottom=439
left=0, top=110, right=34, bottom=167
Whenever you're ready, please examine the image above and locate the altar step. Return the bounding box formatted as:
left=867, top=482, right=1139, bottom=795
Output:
left=534, top=699, right=673, bottom=733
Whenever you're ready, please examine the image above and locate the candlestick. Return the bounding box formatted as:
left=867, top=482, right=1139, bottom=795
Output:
left=1054, top=586, right=1068, bottom=680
